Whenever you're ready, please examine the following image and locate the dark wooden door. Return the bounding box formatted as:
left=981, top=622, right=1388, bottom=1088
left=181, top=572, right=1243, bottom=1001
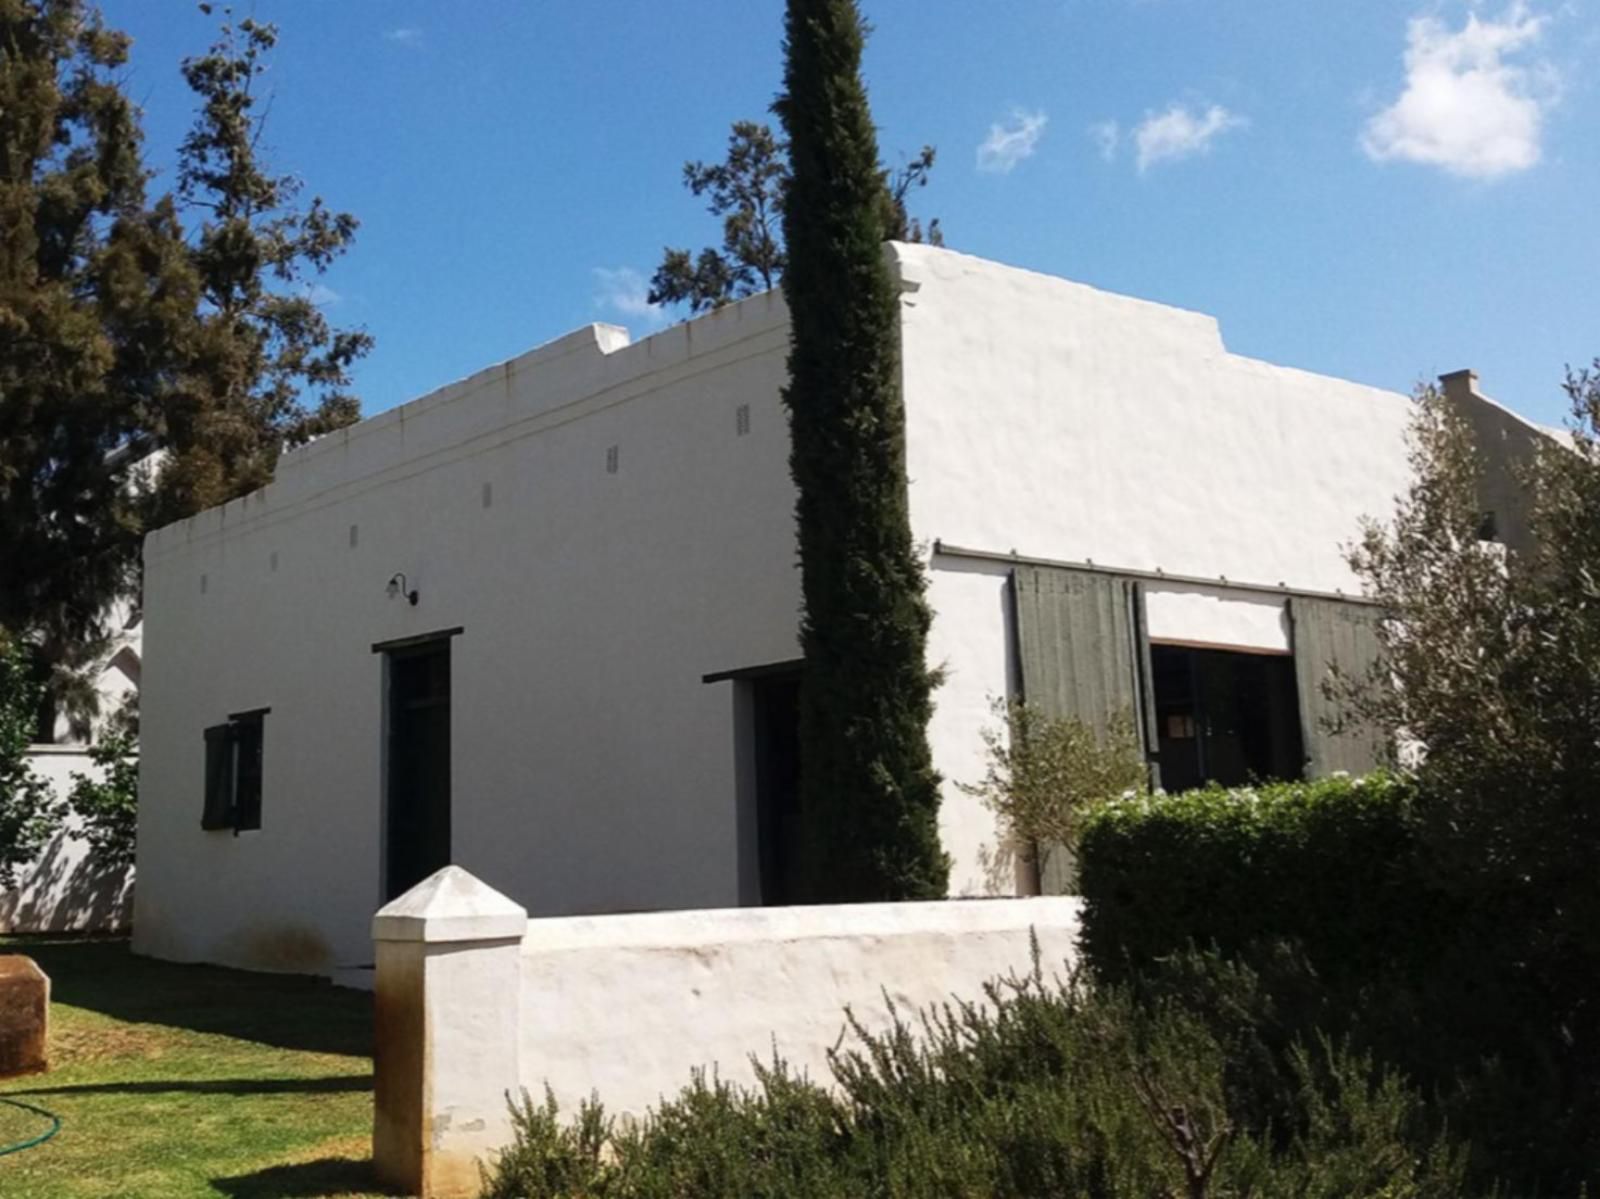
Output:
left=753, top=673, right=802, bottom=905
left=385, top=641, right=452, bottom=900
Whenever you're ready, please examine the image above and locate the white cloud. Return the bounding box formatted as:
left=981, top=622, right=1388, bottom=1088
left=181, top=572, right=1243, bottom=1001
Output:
left=1088, top=120, right=1121, bottom=162
left=1361, top=3, right=1555, bottom=179
left=1134, top=104, right=1246, bottom=172
left=384, top=27, right=423, bottom=45
left=593, top=267, right=665, bottom=329
left=305, top=283, right=340, bottom=306
left=977, top=109, right=1049, bottom=174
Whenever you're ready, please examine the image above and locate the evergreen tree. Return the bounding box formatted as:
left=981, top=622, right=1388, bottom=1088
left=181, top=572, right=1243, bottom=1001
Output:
left=0, top=0, right=195, bottom=727
left=1347, top=371, right=1600, bottom=1182
left=650, top=121, right=788, bottom=314
left=148, top=5, right=371, bottom=524
left=776, top=0, right=948, bottom=900
left=650, top=118, right=941, bottom=315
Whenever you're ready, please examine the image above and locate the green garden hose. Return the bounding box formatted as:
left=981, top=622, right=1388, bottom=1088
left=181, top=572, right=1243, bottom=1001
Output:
left=0, top=1095, right=61, bottom=1157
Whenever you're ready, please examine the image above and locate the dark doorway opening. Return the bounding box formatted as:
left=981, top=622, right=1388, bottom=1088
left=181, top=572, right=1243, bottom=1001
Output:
left=384, top=639, right=452, bottom=901
left=1150, top=644, right=1303, bottom=792
left=750, top=672, right=802, bottom=906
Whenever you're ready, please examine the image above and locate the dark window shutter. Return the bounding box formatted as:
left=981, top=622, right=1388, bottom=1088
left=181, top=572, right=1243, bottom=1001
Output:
left=1011, top=565, right=1153, bottom=895
left=1012, top=565, right=1144, bottom=743
left=202, top=723, right=236, bottom=830
left=232, top=714, right=265, bottom=831
left=1289, top=596, right=1387, bottom=776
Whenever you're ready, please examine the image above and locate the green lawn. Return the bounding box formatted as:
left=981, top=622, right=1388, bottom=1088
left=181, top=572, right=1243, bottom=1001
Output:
left=0, top=936, right=392, bottom=1198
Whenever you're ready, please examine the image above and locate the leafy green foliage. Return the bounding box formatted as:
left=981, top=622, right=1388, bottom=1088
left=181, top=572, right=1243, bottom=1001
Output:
left=0, top=0, right=195, bottom=695
left=1078, top=768, right=1599, bottom=1189
left=148, top=4, right=371, bottom=524
left=1079, top=773, right=1424, bottom=977
left=0, top=634, right=59, bottom=887
left=649, top=119, right=941, bottom=315
left=2, top=2, right=369, bottom=725
left=479, top=953, right=1474, bottom=1199
left=961, top=697, right=1146, bottom=893
left=67, top=727, right=137, bottom=870
left=649, top=121, right=788, bottom=314
left=774, top=0, right=947, bottom=902
left=1340, top=373, right=1600, bottom=1189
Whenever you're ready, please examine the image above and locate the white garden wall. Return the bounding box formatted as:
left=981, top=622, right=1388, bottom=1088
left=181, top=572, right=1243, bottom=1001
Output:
left=1, top=748, right=134, bottom=933
left=370, top=867, right=1082, bottom=1198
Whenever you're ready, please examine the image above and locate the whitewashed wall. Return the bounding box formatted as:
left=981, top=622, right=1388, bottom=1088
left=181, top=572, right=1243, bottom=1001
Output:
left=1, top=748, right=134, bottom=933
left=892, top=245, right=1431, bottom=894
left=370, top=867, right=1081, bottom=1199
left=137, top=296, right=801, bottom=974
left=137, top=243, right=1547, bottom=966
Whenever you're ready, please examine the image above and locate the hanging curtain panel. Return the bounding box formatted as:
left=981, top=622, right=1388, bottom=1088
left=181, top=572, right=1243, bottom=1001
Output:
left=1011, top=565, right=1154, bottom=896
left=1289, top=595, right=1387, bottom=777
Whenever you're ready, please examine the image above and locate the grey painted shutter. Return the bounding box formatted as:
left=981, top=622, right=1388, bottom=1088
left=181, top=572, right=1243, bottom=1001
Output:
left=201, top=723, right=236, bottom=830
left=1012, top=565, right=1149, bottom=894
left=1013, top=565, right=1143, bottom=740
left=1289, top=596, right=1386, bottom=776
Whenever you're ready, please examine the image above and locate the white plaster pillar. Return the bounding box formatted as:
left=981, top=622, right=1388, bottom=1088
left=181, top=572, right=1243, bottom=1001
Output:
left=372, top=866, right=527, bottom=1199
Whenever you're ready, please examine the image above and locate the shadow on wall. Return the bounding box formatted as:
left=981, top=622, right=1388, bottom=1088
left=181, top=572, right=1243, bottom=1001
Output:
left=0, top=826, right=133, bottom=934
left=0, top=938, right=372, bottom=1058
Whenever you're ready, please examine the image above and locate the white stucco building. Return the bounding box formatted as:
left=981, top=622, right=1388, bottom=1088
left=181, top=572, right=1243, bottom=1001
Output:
left=132, top=244, right=1547, bottom=977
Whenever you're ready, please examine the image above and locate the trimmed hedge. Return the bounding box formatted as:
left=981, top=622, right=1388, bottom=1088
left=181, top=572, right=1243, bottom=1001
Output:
left=1078, top=773, right=1600, bottom=1192
left=1078, top=774, right=1430, bottom=980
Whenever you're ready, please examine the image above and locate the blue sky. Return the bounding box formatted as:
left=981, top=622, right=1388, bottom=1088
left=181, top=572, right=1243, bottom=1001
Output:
left=100, top=1, right=1599, bottom=426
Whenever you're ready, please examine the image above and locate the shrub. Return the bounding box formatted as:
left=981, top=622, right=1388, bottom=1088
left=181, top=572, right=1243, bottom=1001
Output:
left=1079, top=773, right=1600, bottom=1192
left=0, top=633, right=58, bottom=888
left=67, top=728, right=138, bottom=871
left=1078, top=772, right=1428, bottom=981
left=478, top=951, right=1474, bottom=1199
left=960, top=697, right=1146, bottom=893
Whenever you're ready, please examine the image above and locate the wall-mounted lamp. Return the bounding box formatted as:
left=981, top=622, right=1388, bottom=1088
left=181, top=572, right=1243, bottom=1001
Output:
left=386, top=572, right=419, bottom=606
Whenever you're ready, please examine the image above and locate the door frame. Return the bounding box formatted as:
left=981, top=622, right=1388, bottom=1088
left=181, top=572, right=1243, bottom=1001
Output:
left=373, top=627, right=462, bottom=903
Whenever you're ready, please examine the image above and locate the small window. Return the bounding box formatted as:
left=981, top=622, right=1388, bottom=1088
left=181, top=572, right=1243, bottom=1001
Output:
left=201, top=710, right=268, bottom=833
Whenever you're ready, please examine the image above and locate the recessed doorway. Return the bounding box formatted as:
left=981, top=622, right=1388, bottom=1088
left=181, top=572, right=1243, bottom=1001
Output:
left=384, top=639, right=452, bottom=901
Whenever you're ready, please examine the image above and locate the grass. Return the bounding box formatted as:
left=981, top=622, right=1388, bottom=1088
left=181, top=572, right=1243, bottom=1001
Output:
left=0, top=936, right=391, bottom=1198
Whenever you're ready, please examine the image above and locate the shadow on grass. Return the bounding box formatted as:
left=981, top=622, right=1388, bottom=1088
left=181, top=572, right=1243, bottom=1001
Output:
left=0, top=936, right=371, bottom=1057
left=212, top=1156, right=399, bottom=1198
left=5, top=1074, right=372, bottom=1097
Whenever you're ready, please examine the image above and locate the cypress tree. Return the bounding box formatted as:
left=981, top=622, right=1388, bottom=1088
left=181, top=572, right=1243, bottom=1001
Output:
left=776, top=0, right=948, bottom=901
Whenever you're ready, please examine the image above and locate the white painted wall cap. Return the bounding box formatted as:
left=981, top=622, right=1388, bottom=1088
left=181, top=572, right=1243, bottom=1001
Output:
left=371, top=865, right=528, bottom=943
left=520, top=896, right=1083, bottom=954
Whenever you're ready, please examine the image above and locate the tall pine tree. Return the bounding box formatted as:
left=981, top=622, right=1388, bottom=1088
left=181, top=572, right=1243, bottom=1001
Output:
left=148, top=5, right=371, bottom=524
left=0, top=0, right=195, bottom=734
left=776, top=0, right=947, bottom=900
